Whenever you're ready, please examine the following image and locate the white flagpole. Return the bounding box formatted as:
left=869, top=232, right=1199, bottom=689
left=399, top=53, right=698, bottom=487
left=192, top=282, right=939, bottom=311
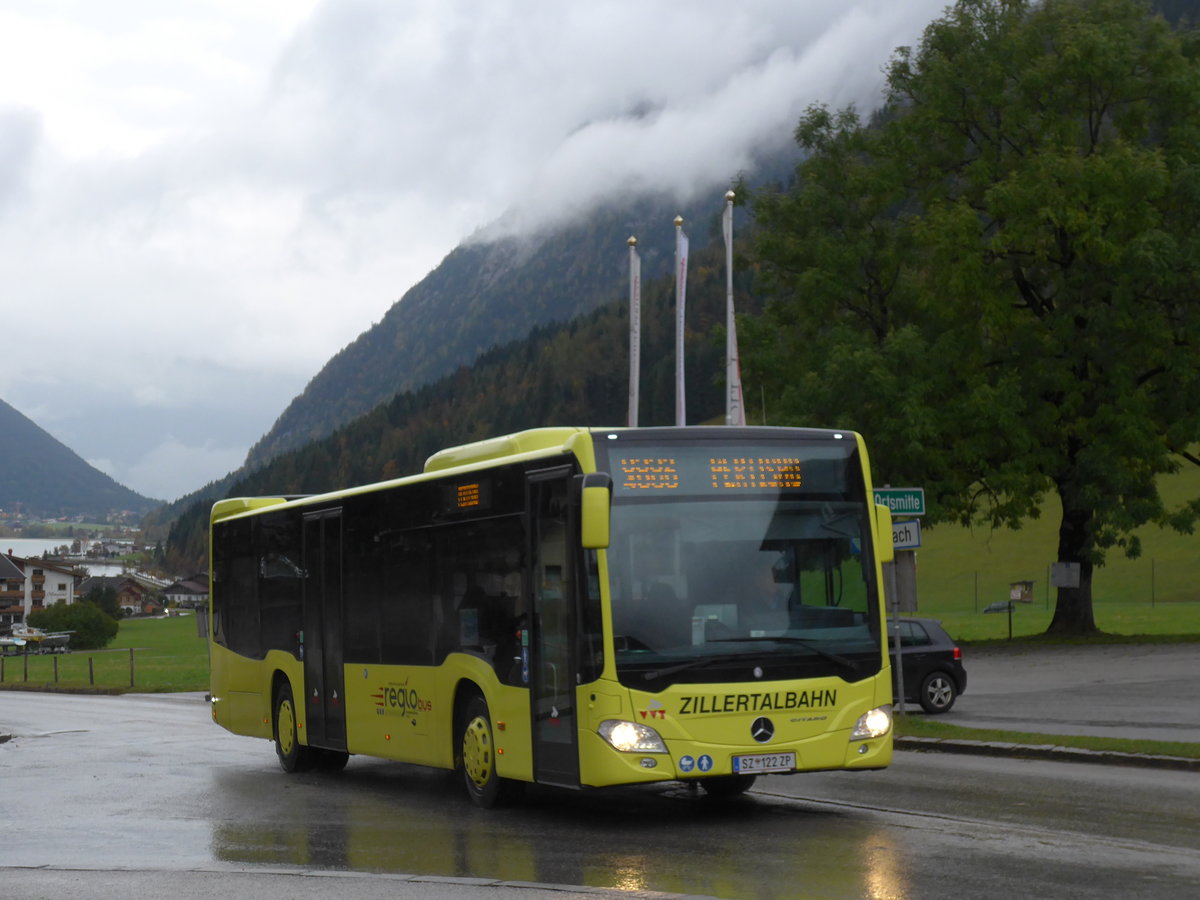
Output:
left=724, top=191, right=747, bottom=426
left=674, top=215, right=688, bottom=427
left=627, top=235, right=641, bottom=428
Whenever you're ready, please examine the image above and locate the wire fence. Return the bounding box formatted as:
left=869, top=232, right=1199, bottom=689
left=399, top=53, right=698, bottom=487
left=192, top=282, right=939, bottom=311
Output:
left=922, top=557, right=1199, bottom=615
left=0, top=647, right=138, bottom=691
left=911, top=557, right=1200, bottom=640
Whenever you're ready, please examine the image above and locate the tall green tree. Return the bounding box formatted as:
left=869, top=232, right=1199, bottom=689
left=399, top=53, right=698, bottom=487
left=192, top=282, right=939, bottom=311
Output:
left=747, top=0, right=1200, bottom=635
left=28, top=602, right=119, bottom=651
left=85, top=584, right=122, bottom=621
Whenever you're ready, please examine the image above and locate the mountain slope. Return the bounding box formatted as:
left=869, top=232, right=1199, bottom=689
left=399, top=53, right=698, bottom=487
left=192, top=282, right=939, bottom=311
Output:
left=0, top=398, right=159, bottom=517
left=245, top=188, right=763, bottom=467
left=163, top=232, right=758, bottom=570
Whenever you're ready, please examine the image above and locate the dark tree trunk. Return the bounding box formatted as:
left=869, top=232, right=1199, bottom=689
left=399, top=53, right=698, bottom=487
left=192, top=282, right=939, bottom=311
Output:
left=1047, top=492, right=1098, bottom=635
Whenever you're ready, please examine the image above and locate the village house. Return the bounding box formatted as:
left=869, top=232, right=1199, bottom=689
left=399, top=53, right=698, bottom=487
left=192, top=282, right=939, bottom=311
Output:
left=77, top=574, right=165, bottom=617
left=163, top=574, right=209, bottom=609
left=0, top=552, right=84, bottom=629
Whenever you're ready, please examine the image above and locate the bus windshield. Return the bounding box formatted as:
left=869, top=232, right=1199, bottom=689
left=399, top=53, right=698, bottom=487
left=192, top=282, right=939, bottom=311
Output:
left=598, top=434, right=884, bottom=690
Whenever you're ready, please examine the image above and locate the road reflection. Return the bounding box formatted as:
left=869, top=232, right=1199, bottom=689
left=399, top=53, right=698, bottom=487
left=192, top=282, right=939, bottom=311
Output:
left=209, top=760, right=911, bottom=899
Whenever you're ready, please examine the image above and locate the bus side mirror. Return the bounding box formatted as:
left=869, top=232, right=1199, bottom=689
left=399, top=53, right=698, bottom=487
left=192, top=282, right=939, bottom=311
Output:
left=580, top=473, right=612, bottom=550
left=875, top=504, right=894, bottom=564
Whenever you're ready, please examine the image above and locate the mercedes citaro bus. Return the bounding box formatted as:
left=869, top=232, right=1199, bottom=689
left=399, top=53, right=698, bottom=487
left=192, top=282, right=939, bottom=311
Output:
left=209, top=426, right=896, bottom=806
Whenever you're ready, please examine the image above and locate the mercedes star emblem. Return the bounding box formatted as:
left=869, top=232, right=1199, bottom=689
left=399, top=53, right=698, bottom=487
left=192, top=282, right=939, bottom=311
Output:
left=750, top=717, right=775, bottom=743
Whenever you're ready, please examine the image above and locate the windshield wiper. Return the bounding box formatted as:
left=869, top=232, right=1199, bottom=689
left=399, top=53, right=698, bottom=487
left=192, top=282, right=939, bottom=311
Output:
left=705, top=636, right=860, bottom=674
left=635, top=637, right=862, bottom=682
left=639, top=655, right=730, bottom=682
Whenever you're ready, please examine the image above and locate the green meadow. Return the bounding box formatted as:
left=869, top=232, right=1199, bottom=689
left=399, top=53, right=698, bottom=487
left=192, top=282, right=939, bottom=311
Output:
left=0, top=613, right=209, bottom=693
left=911, top=461, right=1200, bottom=642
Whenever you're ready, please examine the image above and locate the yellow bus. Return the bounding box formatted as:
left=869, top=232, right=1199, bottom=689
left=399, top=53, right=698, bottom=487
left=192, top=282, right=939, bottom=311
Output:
left=209, top=426, right=896, bottom=806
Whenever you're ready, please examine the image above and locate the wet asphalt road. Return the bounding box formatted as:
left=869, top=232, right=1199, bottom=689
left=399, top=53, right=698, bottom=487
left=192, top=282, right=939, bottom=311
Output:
left=920, top=641, right=1200, bottom=743
left=1, top=642, right=1197, bottom=899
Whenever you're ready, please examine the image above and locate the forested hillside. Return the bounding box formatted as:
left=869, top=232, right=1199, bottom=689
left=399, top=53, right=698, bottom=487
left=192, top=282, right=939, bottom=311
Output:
left=164, top=234, right=758, bottom=570
left=0, top=397, right=158, bottom=517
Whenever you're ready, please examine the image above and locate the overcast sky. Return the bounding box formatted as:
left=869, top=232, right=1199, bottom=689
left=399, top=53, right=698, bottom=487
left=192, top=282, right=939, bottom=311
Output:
left=0, top=0, right=947, bottom=502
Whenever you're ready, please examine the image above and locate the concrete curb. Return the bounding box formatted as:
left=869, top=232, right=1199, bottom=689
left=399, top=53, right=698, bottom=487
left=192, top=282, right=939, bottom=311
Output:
left=895, top=735, right=1200, bottom=772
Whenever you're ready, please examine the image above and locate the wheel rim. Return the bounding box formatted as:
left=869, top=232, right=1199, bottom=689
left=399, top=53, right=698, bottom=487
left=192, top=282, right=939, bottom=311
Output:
left=462, top=714, right=493, bottom=791
left=926, top=677, right=952, bottom=708
left=278, top=698, right=297, bottom=756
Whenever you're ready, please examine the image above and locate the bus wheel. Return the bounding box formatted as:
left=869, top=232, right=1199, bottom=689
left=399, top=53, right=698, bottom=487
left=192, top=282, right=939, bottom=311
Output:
left=274, top=682, right=315, bottom=773
left=699, top=775, right=757, bottom=798
left=460, top=695, right=520, bottom=808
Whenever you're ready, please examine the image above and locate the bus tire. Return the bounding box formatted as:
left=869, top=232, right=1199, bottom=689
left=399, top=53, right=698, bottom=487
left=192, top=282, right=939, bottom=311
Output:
left=460, top=694, right=521, bottom=808
left=274, top=682, right=315, bottom=773
left=699, top=774, right=757, bottom=798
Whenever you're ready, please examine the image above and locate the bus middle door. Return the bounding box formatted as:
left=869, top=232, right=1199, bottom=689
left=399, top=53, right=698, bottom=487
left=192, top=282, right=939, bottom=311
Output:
left=302, top=508, right=347, bottom=752
left=526, top=467, right=581, bottom=788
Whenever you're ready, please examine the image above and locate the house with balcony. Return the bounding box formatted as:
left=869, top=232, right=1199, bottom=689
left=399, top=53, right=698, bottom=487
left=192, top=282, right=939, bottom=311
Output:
left=0, top=553, right=83, bottom=629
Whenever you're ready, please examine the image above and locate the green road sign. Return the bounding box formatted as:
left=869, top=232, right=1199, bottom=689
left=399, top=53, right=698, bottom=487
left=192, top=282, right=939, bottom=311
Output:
left=874, top=487, right=925, bottom=516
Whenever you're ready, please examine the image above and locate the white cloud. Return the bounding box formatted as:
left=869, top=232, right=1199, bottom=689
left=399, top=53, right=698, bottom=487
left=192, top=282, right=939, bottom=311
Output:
left=102, top=435, right=248, bottom=502
left=0, top=0, right=947, bottom=499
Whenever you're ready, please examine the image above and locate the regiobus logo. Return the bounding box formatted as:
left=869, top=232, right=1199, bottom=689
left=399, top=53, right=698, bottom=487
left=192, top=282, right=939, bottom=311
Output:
left=372, top=681, right=432, bottom=717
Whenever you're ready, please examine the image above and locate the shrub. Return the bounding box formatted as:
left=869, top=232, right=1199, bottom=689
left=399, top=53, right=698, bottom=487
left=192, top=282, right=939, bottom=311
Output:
left=27, top=602, right=119, bottom=650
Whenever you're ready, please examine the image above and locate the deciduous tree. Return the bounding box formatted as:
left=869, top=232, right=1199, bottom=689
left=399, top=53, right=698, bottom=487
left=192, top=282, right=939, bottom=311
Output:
left=747, top=0, right=1200, bottom=634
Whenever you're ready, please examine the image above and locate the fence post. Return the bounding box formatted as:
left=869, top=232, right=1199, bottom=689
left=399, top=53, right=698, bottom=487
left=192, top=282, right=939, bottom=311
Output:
left=89, top=656, right=94, bottom=686
left=129, top=647, right=135, bottom=688
left=54, top=655, right=59, bottom=683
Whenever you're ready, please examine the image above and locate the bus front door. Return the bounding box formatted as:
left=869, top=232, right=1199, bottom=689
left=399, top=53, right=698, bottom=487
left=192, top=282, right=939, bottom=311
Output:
left=527, top=468, right=581, bottom=788
left=302, top=509, right=346, bottom=752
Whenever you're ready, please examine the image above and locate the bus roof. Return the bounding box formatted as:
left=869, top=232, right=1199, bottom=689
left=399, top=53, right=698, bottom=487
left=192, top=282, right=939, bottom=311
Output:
left=423, top=426, right=589, bottom=473
left=211, top=425, right=866, bottom=525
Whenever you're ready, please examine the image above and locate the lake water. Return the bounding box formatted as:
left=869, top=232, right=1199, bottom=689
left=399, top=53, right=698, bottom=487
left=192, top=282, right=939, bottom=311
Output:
left=2, top=538, right=67, bottom=557
left=2, top=538, right=129, bottom=578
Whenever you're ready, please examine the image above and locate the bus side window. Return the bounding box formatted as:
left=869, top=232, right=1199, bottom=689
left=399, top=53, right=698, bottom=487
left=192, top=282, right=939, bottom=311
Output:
left=578, top=549, right=604, bottom=682
left=213, top=518, right=258, bottom=657
left=377, top=531, right=435, bottom=666
left=458, top=584, right=486, bottom=648
left=432, top=516, right=525, bottom=680
left=257, top=511, right=303, bottom=656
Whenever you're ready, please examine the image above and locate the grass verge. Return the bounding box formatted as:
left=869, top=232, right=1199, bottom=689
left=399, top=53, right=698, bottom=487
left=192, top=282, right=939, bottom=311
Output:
left=895, top=713, right=1200, bottom=760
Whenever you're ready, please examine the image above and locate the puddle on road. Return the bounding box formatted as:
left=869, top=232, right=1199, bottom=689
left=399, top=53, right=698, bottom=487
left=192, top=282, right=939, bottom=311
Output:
left=209, top=763, right=914, bottom=899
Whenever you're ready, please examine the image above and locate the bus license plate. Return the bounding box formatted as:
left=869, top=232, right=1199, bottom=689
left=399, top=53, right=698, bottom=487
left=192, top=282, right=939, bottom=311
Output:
left=732, top=752, right=796, bottom=774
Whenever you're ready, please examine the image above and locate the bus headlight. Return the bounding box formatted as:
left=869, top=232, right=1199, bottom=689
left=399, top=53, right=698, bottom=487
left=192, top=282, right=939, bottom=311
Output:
left=598, top=719, right=668, bottom=753
left=850, top=705, right=893, bottom=741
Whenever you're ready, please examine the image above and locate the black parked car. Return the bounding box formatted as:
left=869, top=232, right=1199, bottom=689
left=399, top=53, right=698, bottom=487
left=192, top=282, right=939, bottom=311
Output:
left=888, top=617, right=967, bottom=713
